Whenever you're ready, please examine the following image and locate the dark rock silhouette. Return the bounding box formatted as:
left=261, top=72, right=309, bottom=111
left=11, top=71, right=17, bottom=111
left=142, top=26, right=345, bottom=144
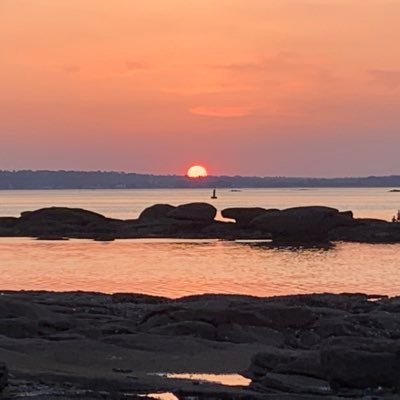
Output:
left=330, top=217, right=400, bottom=243
left=13, top=207, right=122, bottom=238
left=0, top=217, right=18, bottom=236
left=0, top=363, right=7, bottom=392
left=0, top=203, right=400, bottom=243
left=321, top=337, right=400, bottom=390
left=221, top=207, right=273, bottom=226
left=250, top=206, right=356, bottom=242
left=1, top=291, right=400, bottom=398
left=167, top=202, right=217, bottom=222
left=138, top=204, right=176, bottom=221
left=19, top=207, right=107, bottom=224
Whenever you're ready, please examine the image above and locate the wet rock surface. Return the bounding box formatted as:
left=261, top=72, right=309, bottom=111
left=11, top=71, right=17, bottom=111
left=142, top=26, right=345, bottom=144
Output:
left=1, top=204, right=400, bottom=243
left=0, top=291, right=400, bottom=398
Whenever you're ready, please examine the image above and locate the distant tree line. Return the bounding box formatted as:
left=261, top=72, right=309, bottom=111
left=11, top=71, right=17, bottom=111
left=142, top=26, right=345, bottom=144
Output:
left=0, top=170, right=399, bottom=189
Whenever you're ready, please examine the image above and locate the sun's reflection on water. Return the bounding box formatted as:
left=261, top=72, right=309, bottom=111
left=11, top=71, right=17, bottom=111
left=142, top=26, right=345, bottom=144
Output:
left=0, top=238, right=399, bottom=297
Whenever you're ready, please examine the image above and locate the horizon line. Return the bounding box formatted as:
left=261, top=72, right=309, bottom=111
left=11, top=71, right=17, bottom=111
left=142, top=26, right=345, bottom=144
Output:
left=1, top=169, right=400, bottom=180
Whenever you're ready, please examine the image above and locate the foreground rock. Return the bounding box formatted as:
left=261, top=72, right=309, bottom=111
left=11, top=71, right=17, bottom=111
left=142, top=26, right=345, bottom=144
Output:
left=321, top=337, right=400, bottom=391
left=0, top=291, right=400, bottom=398
left=0, top=363, right=7, bottom=392
left=1, top=204, right=400, bottom=243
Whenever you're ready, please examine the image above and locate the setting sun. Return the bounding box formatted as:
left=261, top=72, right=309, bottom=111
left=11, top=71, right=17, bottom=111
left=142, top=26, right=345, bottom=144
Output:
left=187, top=165, right=208, bottom=178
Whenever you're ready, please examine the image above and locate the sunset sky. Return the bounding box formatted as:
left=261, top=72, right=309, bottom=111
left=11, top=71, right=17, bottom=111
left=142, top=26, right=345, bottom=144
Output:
left=1, top=0, right=400, bottom=176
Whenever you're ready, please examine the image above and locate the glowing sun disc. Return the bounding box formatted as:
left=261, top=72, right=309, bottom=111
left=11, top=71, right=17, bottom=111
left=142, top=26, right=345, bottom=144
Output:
left=187, top=165, right=208, bottom=178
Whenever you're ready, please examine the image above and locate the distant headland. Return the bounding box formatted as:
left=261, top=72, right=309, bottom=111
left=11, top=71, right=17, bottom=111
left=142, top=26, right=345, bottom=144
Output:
left=0, top=170, right=400, bottom=189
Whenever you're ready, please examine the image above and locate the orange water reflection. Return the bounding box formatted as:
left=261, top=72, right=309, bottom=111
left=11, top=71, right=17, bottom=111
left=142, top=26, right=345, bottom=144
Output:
left=154, top=373, right=251, bottom=386
left=1, top=238, right=399, bottom=297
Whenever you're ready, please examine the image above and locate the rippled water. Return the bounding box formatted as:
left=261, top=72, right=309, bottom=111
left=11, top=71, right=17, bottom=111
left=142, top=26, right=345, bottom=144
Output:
left=1, top=238, right=399, bottom=297
left=1, top=188, right=399, bottom=296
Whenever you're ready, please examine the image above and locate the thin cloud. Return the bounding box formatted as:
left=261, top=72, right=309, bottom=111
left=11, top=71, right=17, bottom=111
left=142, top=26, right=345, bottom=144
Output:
left=64, top=65, right=81, bottom=73
left=212, top=52, right=300, bottom=72
left=369, top=69, right=400, bottom=89
left=126, top=61, right=149, bottom=70
left=213, top=61, right=263, bottom=71
left=162, top=84, right=253, bottom=96
left=189, top=106, right=253, bottom=118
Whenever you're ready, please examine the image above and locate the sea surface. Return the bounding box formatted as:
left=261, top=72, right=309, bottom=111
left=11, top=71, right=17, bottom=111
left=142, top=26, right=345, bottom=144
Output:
left=1, top=188, right=399, bottom=297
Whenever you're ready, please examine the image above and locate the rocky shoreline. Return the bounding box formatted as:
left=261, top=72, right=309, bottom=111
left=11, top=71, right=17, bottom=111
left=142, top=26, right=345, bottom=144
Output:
left=1, top=203, right=400, bottom=243
left=0, top=291, right=400, bottom=399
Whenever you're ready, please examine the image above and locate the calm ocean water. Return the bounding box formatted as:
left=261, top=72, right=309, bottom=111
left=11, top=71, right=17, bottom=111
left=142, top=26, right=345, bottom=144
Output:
left=0, top=187, right=399, bottom=220
left=1, top=188, right=399, bottom=297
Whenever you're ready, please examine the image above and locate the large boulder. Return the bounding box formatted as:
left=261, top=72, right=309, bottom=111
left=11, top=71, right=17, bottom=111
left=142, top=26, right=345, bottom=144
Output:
left=18, top=207, right=107, bottom=225
left=15, top=207, right=113, bottom=237
left=138, top=204, right=176, bottom=222
left=167, top=202, right=217, bottom=222
left=321, top=337, right=400, bottom=390
left=221, top=207, right=275, bottom=226
left=250, top=206, right=355, bottom=242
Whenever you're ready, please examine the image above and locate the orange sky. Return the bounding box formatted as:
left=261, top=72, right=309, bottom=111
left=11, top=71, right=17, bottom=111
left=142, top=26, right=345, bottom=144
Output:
left=1, top=0, right=400, bottom=176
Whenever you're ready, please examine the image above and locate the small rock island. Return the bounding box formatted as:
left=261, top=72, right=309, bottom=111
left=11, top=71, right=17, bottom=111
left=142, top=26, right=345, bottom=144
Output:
left=1, top=203, right=400, bottom=243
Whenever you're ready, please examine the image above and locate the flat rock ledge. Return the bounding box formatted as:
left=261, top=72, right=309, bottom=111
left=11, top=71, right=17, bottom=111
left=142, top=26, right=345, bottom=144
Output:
left=0, top=291, right=400, bottom=399
left=1, top=204, right=400, bottom=243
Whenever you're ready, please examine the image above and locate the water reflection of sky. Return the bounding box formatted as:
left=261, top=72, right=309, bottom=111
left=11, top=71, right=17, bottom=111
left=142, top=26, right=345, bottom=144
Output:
left=0, top=239, right=399, bottom=297
left=0, top=187, right=398, bottom=221
left=151, top=373, right=250, bottom=386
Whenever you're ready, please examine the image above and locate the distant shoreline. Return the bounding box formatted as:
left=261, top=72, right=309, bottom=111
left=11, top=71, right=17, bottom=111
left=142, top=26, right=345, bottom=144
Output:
left=0, top=170, right=400, bottom=190
left=0, top=186, right=399, bottom=191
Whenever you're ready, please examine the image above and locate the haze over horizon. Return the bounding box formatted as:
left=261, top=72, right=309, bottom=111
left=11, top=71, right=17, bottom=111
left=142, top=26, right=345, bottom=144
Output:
left=1, top=1, right=400, bottom=177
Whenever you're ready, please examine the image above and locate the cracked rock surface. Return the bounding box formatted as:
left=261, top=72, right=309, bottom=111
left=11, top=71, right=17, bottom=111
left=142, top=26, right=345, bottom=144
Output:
left=0, top=291, right=399, bottom=399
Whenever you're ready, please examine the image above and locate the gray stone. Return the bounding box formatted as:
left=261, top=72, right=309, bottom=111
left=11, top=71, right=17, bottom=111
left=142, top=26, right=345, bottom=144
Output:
left=253, top=373, right=331, bottom=395
left=321, top=338, right=400, bottom=390
left=0, top=363, right=7, bottom=392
